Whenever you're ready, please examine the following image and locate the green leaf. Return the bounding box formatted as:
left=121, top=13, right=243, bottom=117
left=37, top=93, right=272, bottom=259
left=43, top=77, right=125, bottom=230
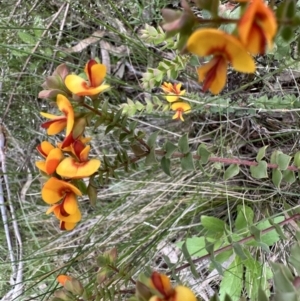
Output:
left=18, top=31, right=36, bottom=44
left=197, top=144, right=211, bottom=164
left=176, top=237, right=208, bottom=257
left=270, top=150, right=279, bottom=164
left=277, top=153, right=292, bottom=170
left=272, top=168, right=282, bottom=188
left=164, top=141, right=177, bottom=159
left=256, top=145, right=268, bottom=162
left=214, top=249, right=233, bottom=265
left=269, top=218, right=287, bottom=240
left=294, top=151, right=300, bottom=167
left=235, top=205, right=254, bottom=231
left=286, top=0, right=296, bottom=18
left=224, top=164, right=240, bottom=180
left=282, top=169, right=296, bottom=184
left=258, top=287, right=269, bottom=301
left=271, top=262, right=295, bottom=292
left=219, top=257, right=243, bottom=301
left=181, top=242, right=200, bottom=278
left=145, top=148, right=158, bottom=165
left=178, top=133, right=189, bottom=154
left=180, top=152, right=195, bottom=171
left=250, top=161, right=268, bottom=179
left=247, top=216, right=284, bottom=247
left=161, top=157, right=171, bottom=176
left=281, top=26, right=294, bottom=41
left=289, top=242, right=300, bottom=275
left=232, top=243, right=247, bottom=260
left=102, top=99, right=109, bottom=115
left=87, top=181, right=97, bottom=207
left=201, top=215, right=225, bottom=235
left=147, top=131, right=160, bottom=148
left=244, top=250, right=272, bottom=300
left=250, top=225, right=261, bottom=242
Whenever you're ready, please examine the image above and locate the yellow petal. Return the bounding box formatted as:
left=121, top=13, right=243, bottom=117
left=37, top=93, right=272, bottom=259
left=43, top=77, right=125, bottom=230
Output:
left=238, top=0, right=258, bottom=46
left=79, top=145, right=90, bottom=162
left=186, top=29, right=255, bottom=73
left=174, top=286, right=197, bottom=301
left=89, top=63, right=107, bottom=87
left=63, top=193, right=78, bottom=215
left=75, top=84, right=110, bottom=96
left=65, top=74, right=87, bottom=95
left=56, top=94, right=74, bottom=137
left=45, top=148, right=64, bottom=174
left=165, top=95, right=180, bottom=103
left=60, top=221, right=77, bottom=231
left=244, top=24, right=266, bottom=54
left=56, top=157, right=101, bottom=179
left=65, top=74, right=110, bottom=96
left=197, top=56, right=228, bottom=94
left=41, top=118, right=67, bottom=135
left=161, top=82, right=173, bottom=93
left=238, top=0, right=277, bottom=54
left=42, top=177, right=82, bottom=204
left=40, top=112, right=60, bottom=119
left=36, top=141, right=54, bottom=157
left=53, top=206, right=81, bottom=223
left=172, top=110, right=183, bottom=121
left=35, top=161, right=47, bottom=173
left=170, top=102, right=191, bottom=112
left=256, top=0, right=277, bottom=47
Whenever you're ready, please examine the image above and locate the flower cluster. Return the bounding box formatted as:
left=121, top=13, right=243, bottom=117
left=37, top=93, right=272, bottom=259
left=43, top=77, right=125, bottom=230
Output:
left=161, top=82, right=191, bottom=121
left=56, top=271, right=197, bottom=301
left=37, top=59, right=109, bottom=230
left=164, top=0, right=277, bottom=95
left=148, top=272, right=196, bottom=301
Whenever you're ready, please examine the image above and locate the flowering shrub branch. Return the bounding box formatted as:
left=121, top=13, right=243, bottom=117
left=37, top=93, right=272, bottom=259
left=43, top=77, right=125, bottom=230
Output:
left=34, top=0, right=300, bottom=300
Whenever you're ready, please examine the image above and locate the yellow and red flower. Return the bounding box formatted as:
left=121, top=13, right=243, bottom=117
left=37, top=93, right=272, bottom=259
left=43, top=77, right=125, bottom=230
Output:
left=42, top=177, right=82, bottom=230
left=56, top=139, right=100, bottom=179
left=161, top=82, right=186, bottom=103
left=42, top=177, right=82, bottom=204
left=170, top=102, right=191, bottom=121
left=40, top=94, right=75, bottom=147
left=35, top=141, right=64, bottom=175
left=238, top=0, right=277, bottom=55
left=186, top=29, right=256, bottom=94
left=65, top=59, right=110, bottom=96
left=149, top=272, right=196, bottom=301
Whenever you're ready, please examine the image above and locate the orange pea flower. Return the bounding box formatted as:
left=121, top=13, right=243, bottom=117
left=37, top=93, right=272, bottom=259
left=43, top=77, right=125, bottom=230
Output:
left=149, top=272, right=196, bottom=301
left=171, top=102, right=191, bottom=121
left=42, top=177, right=82, bottom=230
left=238, top=0, right=277, bottom=55
left=161, top=82, right=186, bottom=102
left=186, top=29, right=256, bottom=94
left=56, top=139, right=100, bottom=179
left=65, top=59, right=110, bottom=96
left=41, top=177, right=82, bottom=205
left=35, top=141, right=64, bottom=174
left=40, top=94, right=75, bottom=147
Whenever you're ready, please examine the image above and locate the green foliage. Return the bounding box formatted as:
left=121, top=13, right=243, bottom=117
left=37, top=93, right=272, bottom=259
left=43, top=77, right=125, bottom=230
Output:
left=177, top=205, right=285, bottom=300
